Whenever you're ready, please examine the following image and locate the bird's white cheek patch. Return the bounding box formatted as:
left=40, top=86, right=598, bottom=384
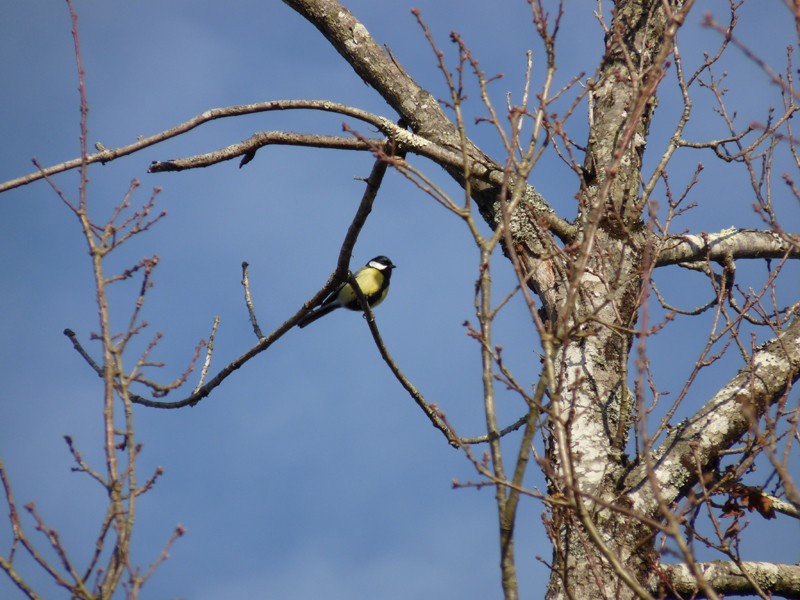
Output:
left=369, top=260, right=387, bottom=270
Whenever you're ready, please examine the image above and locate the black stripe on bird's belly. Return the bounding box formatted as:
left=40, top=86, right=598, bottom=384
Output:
left=342, top=267, right=391, bottom=311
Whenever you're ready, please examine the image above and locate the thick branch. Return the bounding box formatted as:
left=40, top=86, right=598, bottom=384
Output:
left=3, top=1, right=575, bottom=245
left=656, top=228, right=800, bottom=266
left=626, top=310, right=800, bottom=515
left=654, top=562, right=800, bottom=599
left=281, top=0, right=573, bottom=244
left=282, top=0, right=454, bottom=138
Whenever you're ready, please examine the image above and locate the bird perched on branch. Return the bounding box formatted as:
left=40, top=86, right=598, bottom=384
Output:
left=297, top=256, right=396, bottom=328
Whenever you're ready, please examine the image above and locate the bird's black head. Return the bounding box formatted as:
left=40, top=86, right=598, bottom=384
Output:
left=368, top=256, right=395, bottom=270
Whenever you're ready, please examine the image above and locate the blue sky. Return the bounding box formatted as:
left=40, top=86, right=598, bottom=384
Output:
left=1, top=1, right=799, bottom=598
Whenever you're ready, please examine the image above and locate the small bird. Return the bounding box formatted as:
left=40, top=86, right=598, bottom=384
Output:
left=297, top=256, right=396, bottom=328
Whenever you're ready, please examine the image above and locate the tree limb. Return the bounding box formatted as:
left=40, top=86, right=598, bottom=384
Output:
left=654, top=561, right=800, bottom=599
left=281, top=0, right=574, bottom=244
left=282, top=0, right=457, bottom=139
left=0, top=99, right=389, bottom=193
left=150, top=132, right=374, bottom=172
left=626, top=308, right=800, bottom=515
left=656, top=228, right=800, bottom=266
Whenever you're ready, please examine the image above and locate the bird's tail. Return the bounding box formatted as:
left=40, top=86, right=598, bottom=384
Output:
left=297, top=304, right=338, bottom=328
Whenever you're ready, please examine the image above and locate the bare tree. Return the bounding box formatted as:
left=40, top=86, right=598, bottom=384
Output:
left=2, top=1, right=799, bottom=599
left=0, top=4, right=187, bottom=599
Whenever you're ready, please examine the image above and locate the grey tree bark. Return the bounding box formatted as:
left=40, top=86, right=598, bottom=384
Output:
left=2, top=1, right=798, bottom=598
left=278, top=0, right=800, bottom=599
left=278, top=0, right=800, bottom=598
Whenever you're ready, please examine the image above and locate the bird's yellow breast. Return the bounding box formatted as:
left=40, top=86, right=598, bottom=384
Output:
left=338, top=267, right=388, bottom=308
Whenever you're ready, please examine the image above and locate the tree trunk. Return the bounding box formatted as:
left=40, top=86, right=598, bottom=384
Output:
left=539, top=2, right=681, bottom=597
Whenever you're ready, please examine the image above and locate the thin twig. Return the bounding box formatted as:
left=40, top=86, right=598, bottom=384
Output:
left=194, top=316, right=220, bottom=393
left=241, top=262, right=263, bottom=339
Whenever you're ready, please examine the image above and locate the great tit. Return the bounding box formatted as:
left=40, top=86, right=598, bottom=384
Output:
left=297, top=256, right=396, bottom=328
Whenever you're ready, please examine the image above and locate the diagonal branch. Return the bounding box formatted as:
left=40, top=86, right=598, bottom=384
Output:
left=282, top=0, right=456, bottom=138
left=281, top=0, right=574, bottom=244
left=626, top=308, right=800, bottom=516
left=124, top=139, right=401, bottom=409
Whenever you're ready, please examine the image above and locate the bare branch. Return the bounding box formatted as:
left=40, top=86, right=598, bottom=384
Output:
left=656, top=228, right=799, bottom=266
left=150, top=131, right=374, bottom=172
left=126, top=138, right=404, bottom=408
left=282, top=0, right=574, bottom=245
left=627, top=309, right=800, bottom=515
left=655, top=561, right=800, bottom=598
left=241, top=262, right=263, bottom=339
left=351, top=272, right=458, bottom=446
left=0, top=100, right=395, bottom=193
left=129, top=524, right=186, bottom=594
left=63, top=328, right=103, bottom=377
left=193, top=316, right=220, bottom=394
